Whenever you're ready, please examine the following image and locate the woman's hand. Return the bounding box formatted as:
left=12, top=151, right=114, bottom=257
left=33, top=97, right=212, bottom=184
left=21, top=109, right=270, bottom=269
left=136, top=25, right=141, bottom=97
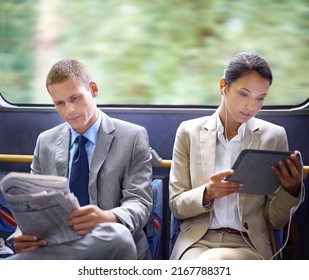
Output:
left=271, top=152, right=305, bottom=197
left=203, top=169, right=243, bottom=204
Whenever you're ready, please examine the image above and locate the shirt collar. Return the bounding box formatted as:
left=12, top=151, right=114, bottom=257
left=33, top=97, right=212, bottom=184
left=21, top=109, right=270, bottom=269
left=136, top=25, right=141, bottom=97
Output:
left=70, top=110, right=101, bottom=145
left=215, top=110, right=246, bottom=140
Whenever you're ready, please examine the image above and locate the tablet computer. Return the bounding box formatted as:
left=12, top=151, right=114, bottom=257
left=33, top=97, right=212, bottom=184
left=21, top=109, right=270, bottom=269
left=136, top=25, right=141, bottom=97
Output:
left=225, top=149, right=293, bottom=195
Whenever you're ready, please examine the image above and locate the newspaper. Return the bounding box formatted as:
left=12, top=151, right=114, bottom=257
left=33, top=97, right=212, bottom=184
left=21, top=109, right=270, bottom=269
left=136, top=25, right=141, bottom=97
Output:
left=0, top=172, right=80, bottom=245
left=0, top=237, right=14, bottom=256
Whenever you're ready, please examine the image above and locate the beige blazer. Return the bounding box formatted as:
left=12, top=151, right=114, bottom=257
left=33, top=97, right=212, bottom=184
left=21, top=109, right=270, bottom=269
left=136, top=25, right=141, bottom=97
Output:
left=169, top=113, right=303, bottom=260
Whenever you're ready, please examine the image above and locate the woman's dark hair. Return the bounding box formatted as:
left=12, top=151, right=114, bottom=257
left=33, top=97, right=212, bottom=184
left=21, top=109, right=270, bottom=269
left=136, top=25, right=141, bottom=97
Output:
left=223, top=52, right=273, bottom=86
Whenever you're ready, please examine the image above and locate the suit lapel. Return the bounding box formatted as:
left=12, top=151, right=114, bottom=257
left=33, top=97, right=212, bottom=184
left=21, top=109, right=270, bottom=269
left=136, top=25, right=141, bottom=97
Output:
left=55, top=125, right=70, bottom=177
left=88, top=111, right=115, bottom=204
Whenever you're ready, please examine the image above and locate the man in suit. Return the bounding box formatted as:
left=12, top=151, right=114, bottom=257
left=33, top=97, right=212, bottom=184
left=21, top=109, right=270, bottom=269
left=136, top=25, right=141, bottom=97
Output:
left=8, top=59, right=153, bottom=260
left=169, top=53, right=305, bottom=260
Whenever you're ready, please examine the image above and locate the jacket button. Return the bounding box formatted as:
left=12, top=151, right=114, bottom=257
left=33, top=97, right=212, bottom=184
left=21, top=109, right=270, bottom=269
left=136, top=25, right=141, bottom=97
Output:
left=244, top=222, right=249, bottom=230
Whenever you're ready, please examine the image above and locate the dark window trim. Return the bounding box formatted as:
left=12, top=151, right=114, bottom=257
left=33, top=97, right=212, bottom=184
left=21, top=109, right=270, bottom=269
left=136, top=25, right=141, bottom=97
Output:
left=1, top=93, right=308, bottom=114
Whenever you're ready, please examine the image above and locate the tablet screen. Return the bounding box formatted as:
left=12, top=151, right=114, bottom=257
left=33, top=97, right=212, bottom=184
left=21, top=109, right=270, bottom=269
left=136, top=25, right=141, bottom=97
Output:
left=225, top=149, right=292, bottom=195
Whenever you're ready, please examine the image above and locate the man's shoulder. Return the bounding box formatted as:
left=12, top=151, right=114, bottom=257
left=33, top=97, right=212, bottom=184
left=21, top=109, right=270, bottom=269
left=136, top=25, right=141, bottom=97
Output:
left=99, top=110, right=146, bottom=132
left=39, top=123, right=68, bottom=138
left=111, top=117, right=145, bottom=131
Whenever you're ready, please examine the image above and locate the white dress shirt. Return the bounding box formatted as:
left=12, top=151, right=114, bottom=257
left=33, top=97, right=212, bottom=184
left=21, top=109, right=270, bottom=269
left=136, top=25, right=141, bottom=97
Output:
left=209, top=112, right=246, bottom=231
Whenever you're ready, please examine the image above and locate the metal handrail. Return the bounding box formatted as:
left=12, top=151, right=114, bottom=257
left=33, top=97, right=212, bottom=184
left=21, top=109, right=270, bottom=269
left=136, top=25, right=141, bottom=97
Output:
left=0, top=154, right=308, bottom=174
left=0, top=154, right=33, bottom=163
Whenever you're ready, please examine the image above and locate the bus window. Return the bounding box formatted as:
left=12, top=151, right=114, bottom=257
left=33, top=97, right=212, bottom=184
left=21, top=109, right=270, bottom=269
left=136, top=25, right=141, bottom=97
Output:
left=0, top=0, right=308, bottom=106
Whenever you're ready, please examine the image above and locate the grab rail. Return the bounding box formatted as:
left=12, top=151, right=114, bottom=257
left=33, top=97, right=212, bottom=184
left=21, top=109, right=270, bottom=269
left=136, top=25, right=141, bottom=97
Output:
left=0, top=154, right=172, bottom=167
left=0, top=154, right=308, bottom=174
left=0, top=154, right=33, bottom=163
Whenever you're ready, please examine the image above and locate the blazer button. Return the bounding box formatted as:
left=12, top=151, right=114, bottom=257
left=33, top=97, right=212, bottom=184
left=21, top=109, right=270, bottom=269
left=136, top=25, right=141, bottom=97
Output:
left=243, top=222, right=249, bottom=230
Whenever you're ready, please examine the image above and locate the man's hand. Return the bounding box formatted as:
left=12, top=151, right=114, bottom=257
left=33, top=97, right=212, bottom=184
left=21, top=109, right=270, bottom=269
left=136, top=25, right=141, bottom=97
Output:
left=13, top=233, right=47, bottom=254
left=67, top=205, right=118, bottom=236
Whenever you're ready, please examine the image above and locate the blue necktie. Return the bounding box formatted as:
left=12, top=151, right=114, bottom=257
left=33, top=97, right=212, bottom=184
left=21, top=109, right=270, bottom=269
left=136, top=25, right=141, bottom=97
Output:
left=69, top=135, right=89, bottom=206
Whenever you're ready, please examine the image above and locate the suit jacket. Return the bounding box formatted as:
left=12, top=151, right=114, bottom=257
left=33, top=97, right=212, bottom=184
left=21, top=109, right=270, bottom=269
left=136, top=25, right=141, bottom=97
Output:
left=31, top=110, right=153, bottom=259
left=169, top=112, right=303, bottom=260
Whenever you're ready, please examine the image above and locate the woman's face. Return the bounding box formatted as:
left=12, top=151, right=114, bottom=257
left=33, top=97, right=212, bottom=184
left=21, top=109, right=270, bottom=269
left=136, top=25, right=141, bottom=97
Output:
left=220, top=71, right=270, bottom=125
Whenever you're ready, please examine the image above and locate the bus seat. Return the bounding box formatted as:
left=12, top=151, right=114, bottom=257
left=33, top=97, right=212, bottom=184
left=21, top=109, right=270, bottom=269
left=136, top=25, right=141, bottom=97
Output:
left=146, top=179, right=163, bottom=260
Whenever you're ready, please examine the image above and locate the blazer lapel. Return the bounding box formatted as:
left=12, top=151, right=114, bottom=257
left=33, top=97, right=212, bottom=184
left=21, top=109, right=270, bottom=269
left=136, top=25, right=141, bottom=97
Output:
left=243, top=117, right=261, bottom=150
left=200, top=113, right=217, bottom=182
left=55, top=125, right=70, bottom=177
left=88, top=111, right=115, bottom=204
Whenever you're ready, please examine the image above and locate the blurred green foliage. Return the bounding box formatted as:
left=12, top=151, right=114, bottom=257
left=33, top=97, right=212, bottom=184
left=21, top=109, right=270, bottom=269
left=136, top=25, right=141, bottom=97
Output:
left=0, top=0, right=308, bottom=105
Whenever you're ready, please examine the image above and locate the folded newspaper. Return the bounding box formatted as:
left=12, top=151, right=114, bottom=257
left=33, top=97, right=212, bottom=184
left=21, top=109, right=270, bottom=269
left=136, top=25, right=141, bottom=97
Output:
left=0, top=172, right=80, bottom=245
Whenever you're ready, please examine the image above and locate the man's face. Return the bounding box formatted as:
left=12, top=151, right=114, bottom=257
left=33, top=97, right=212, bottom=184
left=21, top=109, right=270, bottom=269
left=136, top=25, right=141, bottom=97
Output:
left=49, top=77, right=98, bottom=134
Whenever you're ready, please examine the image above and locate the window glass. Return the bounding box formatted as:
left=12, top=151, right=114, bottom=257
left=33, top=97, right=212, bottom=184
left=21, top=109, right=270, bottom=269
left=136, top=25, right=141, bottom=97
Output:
left=0, top=0, right=308, bottom=106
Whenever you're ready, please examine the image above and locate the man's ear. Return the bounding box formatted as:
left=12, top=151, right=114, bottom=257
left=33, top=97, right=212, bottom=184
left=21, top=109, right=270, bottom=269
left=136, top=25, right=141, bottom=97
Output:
left=90, top=81, right=98, bottom=97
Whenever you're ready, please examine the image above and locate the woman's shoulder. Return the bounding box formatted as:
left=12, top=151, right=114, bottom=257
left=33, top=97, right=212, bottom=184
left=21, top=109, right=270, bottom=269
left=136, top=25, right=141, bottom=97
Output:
left=180, top=114, right=214, bottom=128
left=253, top=117, right=285, bottom=131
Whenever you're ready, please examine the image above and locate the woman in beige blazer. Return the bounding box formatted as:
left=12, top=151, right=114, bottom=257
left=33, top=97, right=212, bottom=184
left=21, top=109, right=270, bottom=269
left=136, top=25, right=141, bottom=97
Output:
left=169, top=53, right=305, bottom=260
